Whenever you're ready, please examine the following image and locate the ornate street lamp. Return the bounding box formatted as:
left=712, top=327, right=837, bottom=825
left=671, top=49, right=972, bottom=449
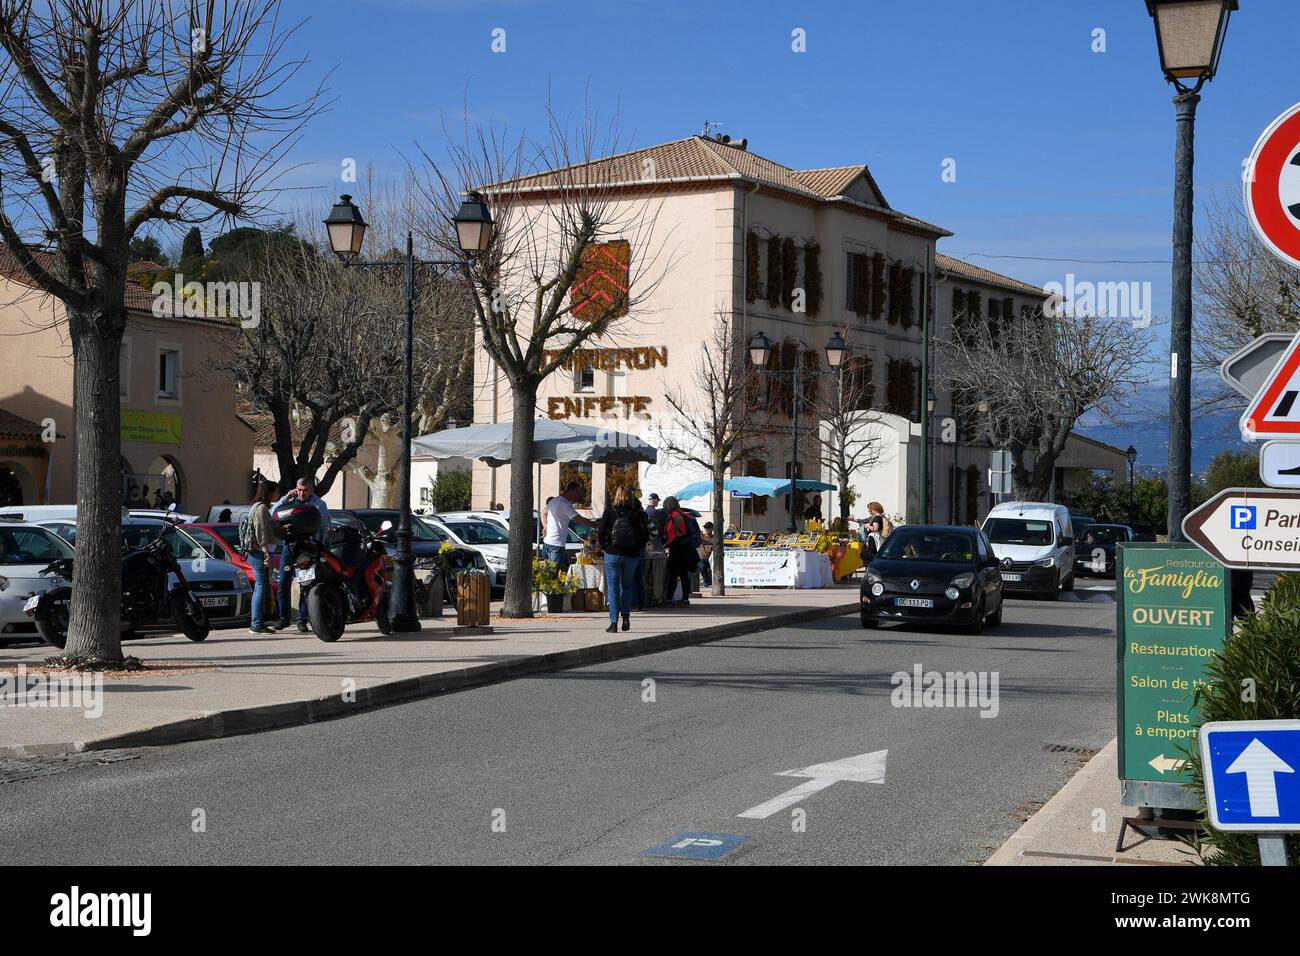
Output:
left=1147, top=0, right=1236, bottom=85
left=749, top=330, right=851, bottom=532
left=1145, top=0, right=1236, bottom=541
left=824, top=331, right=847, bottom=369
left=322, top=193, right=493, bottom=632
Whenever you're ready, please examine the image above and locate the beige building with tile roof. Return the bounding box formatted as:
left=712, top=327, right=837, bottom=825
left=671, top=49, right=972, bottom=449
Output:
left=0, top=245, right=255, bottom=511
left=469, top=134, right=1125, bottom=527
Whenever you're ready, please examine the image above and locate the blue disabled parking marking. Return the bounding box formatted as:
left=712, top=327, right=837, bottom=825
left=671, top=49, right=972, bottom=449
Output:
left=644, top=832, right=751, bottom=860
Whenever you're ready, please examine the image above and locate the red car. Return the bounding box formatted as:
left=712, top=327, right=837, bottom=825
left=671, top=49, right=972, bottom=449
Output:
left=183, top=522, right=280, bottom=595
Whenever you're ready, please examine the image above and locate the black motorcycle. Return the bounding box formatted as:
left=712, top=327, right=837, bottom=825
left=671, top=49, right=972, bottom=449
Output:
left=28, top=534, right=211, bottom=647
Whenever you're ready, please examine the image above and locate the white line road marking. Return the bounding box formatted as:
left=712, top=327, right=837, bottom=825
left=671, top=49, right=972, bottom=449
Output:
left=738, top=750, right=888, bottom=820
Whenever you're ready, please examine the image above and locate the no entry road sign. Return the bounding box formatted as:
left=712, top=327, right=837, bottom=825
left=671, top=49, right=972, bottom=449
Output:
left=1182, top=487, right=1300, bottom=571
left=1201, top=721, right=1300, bottom=832
left=1245, top=102, right=1300, bottom=270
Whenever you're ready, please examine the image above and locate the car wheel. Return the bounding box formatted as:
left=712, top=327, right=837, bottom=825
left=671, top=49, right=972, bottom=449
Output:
left=986, top=596, right=1003, bottom=627
left=860, top=611, right=878, bottom=629
left=967, top=597, right=985, bottom=634
left=32, top=586, right=71, bottom=649
left=1061, top=570, right=1074, bottom=593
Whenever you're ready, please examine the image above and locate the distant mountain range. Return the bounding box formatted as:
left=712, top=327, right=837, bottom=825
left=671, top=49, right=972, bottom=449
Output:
left=1075, top=378, right=1251, bottom=478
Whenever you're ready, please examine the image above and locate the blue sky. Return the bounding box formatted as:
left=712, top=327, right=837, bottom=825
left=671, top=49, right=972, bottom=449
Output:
left=270, top=0, right=1294, bottom=462
left=281, top=0, right=1294, bottom=315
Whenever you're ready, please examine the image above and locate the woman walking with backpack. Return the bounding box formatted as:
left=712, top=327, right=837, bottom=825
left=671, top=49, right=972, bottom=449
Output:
left=661, top=496, right=696, bottom=608
left=598, top=486, right=649, bottom=633
left=242, top=480, right=282, bottom=634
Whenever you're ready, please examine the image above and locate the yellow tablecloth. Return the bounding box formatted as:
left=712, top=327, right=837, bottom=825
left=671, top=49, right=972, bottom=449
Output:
left=832, top=541, right=863, bottom=581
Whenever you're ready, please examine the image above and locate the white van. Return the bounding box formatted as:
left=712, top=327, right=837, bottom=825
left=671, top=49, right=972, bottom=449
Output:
left=980, top=502, right=1075, bottom=599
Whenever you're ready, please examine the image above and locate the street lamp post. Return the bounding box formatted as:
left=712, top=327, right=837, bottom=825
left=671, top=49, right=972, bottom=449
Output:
left=1126, top=444, right=1138, bottom=525
left=322, top=192, right=493, bottom=632
left=1145, top=0, right=1236, bottom=541
left=925, top=386, right=937, bottom=522
left=749, top=330, right=847, bottom=532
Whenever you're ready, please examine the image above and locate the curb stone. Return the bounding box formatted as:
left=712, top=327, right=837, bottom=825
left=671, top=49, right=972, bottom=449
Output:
left=2, top=600, right=859, bottom=756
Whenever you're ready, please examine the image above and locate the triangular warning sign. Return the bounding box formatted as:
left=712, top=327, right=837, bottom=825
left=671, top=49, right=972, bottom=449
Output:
left=1242, top=332, right=1300, bottom=438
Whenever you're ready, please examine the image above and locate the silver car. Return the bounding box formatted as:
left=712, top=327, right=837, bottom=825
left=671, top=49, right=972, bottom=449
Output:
left=0, top=520, right=74, bottom=644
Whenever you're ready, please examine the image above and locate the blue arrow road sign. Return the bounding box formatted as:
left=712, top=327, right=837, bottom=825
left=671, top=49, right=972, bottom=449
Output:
left=1200, top=720, right=1300, bottom=832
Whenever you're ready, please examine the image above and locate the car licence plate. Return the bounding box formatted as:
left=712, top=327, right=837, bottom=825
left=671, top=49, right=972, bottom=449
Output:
left=295, top=566, right=316, bottom=584
left=199, top=596, right=232, bottom=609
left=895, top=597, right=933, bottom=609
left=23, top=594, right=40, bottom=613
left=1001, top=573, right=1023, bottom=582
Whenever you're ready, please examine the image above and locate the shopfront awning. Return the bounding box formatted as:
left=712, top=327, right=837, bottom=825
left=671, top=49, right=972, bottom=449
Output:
left=672, top=477, right=837, bottom=502
left=414, top=419, right=657, bottom=466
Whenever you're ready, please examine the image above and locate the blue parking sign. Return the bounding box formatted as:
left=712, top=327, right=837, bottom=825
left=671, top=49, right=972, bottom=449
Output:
left=1229, top=505, right=1257, bottom=530
left=644, top=832, right=750, bottom=860
left=1200, top=720, right=1300, bottom=832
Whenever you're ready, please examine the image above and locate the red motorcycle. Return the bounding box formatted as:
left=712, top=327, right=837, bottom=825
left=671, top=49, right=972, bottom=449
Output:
left=275, top=505, right=391, bottom=642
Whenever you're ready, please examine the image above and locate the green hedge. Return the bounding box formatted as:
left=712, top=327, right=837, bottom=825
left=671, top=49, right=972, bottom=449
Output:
left=1182, top=573, right=1300, bottom=865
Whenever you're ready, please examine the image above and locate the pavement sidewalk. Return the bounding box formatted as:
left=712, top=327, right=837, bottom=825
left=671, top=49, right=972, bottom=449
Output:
left=985, top=738, right=1198, bottom=866
left=0, top=588, right=858, bottom=756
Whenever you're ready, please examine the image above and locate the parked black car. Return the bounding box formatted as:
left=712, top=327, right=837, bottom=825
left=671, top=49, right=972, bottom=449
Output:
left=860, top=525, right=1004, bottom=633
left=1074, top=523, right=1135, bottom=577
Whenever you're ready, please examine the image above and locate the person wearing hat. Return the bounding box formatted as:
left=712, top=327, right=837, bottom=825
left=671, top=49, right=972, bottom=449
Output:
left=644, top=493, right=666, bottom=550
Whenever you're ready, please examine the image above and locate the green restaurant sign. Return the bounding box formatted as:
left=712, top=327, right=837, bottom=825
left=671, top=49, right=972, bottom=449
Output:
left=1116, top=542, right=1230, bottom=805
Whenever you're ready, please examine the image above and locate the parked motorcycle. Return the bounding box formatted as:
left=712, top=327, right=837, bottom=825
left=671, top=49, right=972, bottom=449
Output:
left=26, top=533, right=211, bottom=647
left=275, top=504, right=391, bottom=642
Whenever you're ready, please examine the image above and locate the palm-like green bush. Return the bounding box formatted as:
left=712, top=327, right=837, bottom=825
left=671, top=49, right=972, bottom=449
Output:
left=1182, top=573, right=1300, bottom=865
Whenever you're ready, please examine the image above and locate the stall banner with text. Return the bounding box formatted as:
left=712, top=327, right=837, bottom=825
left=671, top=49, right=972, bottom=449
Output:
left=120, top=409, right=182, bottom=444
left=725, top=548, right=798, bottom=587
left=1116, top=543, right=1229, bottom=784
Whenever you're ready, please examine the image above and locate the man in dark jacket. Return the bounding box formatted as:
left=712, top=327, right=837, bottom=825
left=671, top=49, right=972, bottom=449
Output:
left=598, top=487, right=650, bottom=633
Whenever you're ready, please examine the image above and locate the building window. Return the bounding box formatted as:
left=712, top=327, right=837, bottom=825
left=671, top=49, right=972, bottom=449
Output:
left=574, top=363, right=595, bottom=393
left=157, top=346, right=180, bottom=401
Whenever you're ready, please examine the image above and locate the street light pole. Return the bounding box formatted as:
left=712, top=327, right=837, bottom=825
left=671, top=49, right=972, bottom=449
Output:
left=323, top=192, right=494, bottom=633
left=1127, top=445, right=1138, bottom=526
left=1145, top=0, right=1237, bottom=540
left=393, top=232, right=418, bottom=631
left=1168, top=90, right=1198, bottom=542
left=747, top=331, right=846, bottom=534
left=789, top=360, right=802, bottom=533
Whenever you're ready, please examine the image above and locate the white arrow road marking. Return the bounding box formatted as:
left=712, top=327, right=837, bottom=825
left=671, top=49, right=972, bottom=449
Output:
left=738, top=750, right=887, bottom=820
left=1226, top=738, right=1295, bottom=818
left=1149, top=754, right=1185, bottom=775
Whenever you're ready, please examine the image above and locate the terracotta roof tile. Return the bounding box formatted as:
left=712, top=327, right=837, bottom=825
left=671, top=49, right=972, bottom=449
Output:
left=0, top=243, right=236, bottom=324
left=935, top=252, right=1046, bottom=298
left=485, top=135, right=953, bottom=235
left=0, top=408, right=44, bottom=441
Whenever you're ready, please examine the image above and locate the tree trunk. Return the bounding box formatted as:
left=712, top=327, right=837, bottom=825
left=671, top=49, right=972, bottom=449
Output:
left=711, top=466, right=726, bottom=596
left=502, top=383, right=539, bottom=617
left=65, top=310, right=125, bottom=661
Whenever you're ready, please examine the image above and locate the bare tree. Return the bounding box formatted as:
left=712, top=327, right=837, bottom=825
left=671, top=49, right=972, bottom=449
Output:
left=657, top=307, right=764, bottom=596
left=416, top=101, right=674, bottom=616
left=1193, top=192, right=1300, bottom=411
left=808, top=353, right=886, bottom=526
left=940, top=308, right=1148, bottom=499
left=0, top=1, right=322, bottom=662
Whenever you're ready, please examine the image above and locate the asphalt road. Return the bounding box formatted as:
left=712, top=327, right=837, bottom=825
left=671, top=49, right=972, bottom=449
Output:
left=0, top=586, right=1118, bottom=865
